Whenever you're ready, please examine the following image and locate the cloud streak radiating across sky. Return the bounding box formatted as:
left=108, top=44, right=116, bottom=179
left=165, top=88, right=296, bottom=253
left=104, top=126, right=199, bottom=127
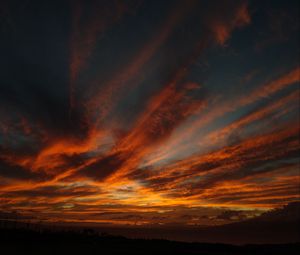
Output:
left=0, top=0, right=299, bottom=226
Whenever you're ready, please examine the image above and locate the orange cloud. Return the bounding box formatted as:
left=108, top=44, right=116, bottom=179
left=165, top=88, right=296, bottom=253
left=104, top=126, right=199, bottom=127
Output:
left=138, top=124, right=299, bottom=206
left=1, top=1, right=299, bottom=226
left=69, top=1, right=139, bottom=111
left=85, top=1, right=197, bottom=126
left=206, top=89, right=299, bottom=144
left=210, top=1, right=251, bottom=45
left=146, top=66, right=300, bottom=166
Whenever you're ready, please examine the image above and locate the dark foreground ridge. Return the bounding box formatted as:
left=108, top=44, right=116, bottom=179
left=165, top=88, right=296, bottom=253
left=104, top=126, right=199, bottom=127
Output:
left=1, top=224, right=299, bottom=255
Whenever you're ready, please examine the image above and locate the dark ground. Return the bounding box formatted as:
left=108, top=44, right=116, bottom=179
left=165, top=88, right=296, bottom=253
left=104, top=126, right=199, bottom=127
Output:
left=1, top=226, right=299, bottom=255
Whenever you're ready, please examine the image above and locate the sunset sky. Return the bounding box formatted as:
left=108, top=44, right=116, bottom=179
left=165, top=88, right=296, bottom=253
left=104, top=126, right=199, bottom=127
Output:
left=0, top=0, right=299, bottom=227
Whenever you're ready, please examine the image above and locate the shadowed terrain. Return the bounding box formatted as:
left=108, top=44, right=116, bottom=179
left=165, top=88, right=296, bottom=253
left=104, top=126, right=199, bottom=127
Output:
left=1, top=226, right=299, bottom=255
left=1, top=202, right=299, bottom=254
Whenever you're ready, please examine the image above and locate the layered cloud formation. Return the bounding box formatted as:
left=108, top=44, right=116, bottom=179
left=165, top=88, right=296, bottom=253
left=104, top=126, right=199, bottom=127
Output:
left=0, top=0, right=299, bottom=225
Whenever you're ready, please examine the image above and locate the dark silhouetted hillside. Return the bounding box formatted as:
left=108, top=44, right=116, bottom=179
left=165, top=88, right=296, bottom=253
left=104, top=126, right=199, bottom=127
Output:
left=0, top=225, right=299, bottom=255
left=188, top=202, right=300, bottom=244
left=65, top=202, right=299, bottom=245
left=0, top=203, right=299, bottom=254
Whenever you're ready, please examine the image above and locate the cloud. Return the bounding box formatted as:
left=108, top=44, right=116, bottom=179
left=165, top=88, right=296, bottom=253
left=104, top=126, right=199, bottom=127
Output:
left=3, top=184, right=99, bottom=200
left=208, top=0, right=251, bottom=45
left=69, top=0, right=141, bottom=111
left=0, top=0, right=299, bottom=226
left=85, top=0, right=198, bottom=126
left=206, top=89, right=299, bottom=146
left=136, top=124, right=299, bottom=207
left=78, top=152, right=125, bottom=181
left=0, top=159, right=47, bottom=181
left=257, top=202, right=300, bottom=222
left=145, top=66, right=300, bottom=167
left=216, top=210, right=248, bottom=221
left=0, top=210, right=35, bottom=220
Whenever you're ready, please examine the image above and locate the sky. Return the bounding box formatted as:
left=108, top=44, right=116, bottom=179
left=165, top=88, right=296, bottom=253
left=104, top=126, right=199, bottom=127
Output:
left=0, top=0, right=299, bottom=227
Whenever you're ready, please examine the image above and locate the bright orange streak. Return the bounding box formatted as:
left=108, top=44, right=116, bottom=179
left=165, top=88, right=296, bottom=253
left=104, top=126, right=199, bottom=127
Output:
left=146, top=67, right=300, bottom=166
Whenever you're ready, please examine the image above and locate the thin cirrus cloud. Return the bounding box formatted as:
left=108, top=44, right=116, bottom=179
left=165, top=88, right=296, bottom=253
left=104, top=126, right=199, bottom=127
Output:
left=0, top=0, right=299, bottom=225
